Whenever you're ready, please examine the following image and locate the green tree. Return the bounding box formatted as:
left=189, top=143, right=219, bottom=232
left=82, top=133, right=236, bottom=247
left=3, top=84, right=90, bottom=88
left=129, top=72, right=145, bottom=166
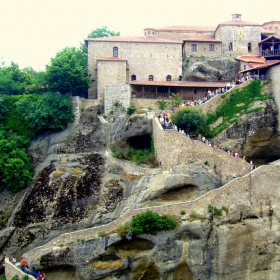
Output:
left=169, top=93, right=182, bottom=107
left=15, top=92, right=74, bottom=134
left=80, top=26, right=120, bottom=54
left=0, top=62, right=32, bottom=95
left=171, top=106, right=207, bottom=134
left=46, top=47, right=89, bottom=95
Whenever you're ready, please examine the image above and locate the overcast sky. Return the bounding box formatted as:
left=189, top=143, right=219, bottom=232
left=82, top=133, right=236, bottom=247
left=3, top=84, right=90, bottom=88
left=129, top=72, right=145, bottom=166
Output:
left=1, top=0, right=279, bottom=71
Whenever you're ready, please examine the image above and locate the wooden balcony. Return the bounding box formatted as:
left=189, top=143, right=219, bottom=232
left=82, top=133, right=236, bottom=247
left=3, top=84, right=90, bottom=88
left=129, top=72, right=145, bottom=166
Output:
left=261, top=49, right=280, bottom=57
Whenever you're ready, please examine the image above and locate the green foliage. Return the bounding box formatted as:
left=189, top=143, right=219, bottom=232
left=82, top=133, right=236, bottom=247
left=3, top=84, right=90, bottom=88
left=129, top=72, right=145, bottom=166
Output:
left=127, top=106, right=136, bottom=116
left=0, top=62, right=31, bottom=95
left=156, top=100, right=168, bottom=110
left=22, top=276, right=28, bottom=280
left=98, top=231, right=106, bottom=237
left=204, top=161, right=210, bottom=166
left=205, top=80, right=272, bottom=137
left=190, top=211, right=197, bottom=219
left=131, top=210, right=178, bottom=236
left=171, top=106, right=207, bottom=134
left=15, top=92, right=74, bottom=134
left=169, top=93, right=182, bottom=107
left=180, top=210, right=186, bottom=215
left=46, top=47, right=89, bottom=95
left=246, top=106, right=264, bottom=114
left=116, top=222, right=132, bottom=238
left=1, top=274, right=6, bottom=280
left=11, top=276, right=18, bottom=280
left=208, top=204, right=228, bottom=217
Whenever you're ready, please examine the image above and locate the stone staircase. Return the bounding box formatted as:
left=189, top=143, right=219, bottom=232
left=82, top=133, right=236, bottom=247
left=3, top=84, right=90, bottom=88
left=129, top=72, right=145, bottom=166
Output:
left=20, top=164, right=280, bottom=267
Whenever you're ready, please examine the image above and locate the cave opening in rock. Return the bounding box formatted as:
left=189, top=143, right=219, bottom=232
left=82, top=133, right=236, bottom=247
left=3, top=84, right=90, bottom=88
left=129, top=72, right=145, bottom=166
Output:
left=157, top=184, right=197, bottom=202
left=126, top=134, right=152, bottom=150
left=43, top=265, right=81, bottom=280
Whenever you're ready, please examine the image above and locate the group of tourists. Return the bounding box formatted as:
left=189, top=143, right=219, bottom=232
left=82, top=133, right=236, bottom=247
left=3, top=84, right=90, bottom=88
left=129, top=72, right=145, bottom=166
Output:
left=11, top=257, right=47, bottom=279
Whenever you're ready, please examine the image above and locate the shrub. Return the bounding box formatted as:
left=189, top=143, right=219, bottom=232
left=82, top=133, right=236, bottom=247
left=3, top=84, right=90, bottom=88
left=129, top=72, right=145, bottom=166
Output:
left=98, top=231, right=106, bottom=238
left=11, top=276, right=18, bottom=280
left=180, top=210, right=186, bottom=215
left=204, top=161, right=210, bottom=166
left=190, top=211, right=197, bottom=219
left=131, top=210, right=178, bottom=236
left=156, top=100, right=168, bottom=110
left=127, top=106, right=136, bottom=116
left=22, top=276, right=28, bottom=280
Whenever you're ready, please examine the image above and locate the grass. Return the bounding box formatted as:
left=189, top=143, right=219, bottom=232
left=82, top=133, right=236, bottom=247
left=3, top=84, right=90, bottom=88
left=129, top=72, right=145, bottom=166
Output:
left=205, top=80, right=272, bottom=137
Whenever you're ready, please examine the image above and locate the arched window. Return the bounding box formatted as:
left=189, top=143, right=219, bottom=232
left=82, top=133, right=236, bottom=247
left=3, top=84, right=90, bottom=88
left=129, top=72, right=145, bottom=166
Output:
left=149, top=75, right=154, bottom=81
left=178, top=75, right=182, bottom=81
left=113, top=47, right=118, bottom=57
left=166, top=75, right=171, bottom=81
left=229, top=42, right=233, bottom=51
left=248, top=43, right=251, bottom=52
left=131, top=75, right=136, bottom=81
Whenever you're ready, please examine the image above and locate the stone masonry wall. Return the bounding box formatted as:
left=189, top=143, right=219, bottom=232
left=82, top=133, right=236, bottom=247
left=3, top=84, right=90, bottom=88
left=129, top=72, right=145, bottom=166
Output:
left=216, top=25, right=261, bottom=55
left=183, top=42, right=221, bottom=57
left=152, top=117, right=250, bottom=181
left=266, top=64, right=280, bottom=131
left=97, top=60, right=127, bottom=102
left=104, top=84, right=130, bottom=116
left=87, top=41, right=182, bottom=99
left=156, top=30, right=215, bottom=41
left=23, top=164, right=280, bottom=266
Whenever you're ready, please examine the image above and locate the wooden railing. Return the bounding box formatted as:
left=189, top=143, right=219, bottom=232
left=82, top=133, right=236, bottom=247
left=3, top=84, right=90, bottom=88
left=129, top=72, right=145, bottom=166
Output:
left=134, top=92, right=170, bottom=99
left=261, top=49, right=280, bottom=56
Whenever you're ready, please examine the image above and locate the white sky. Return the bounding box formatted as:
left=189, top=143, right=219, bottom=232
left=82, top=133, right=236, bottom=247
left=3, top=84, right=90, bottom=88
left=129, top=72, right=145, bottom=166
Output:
left=0, top=0, right=279, bottom=71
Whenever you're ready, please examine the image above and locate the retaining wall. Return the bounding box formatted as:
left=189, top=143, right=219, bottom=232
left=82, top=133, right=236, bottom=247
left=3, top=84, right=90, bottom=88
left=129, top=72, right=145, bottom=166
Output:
left=5, top=258, right=36, bottom=280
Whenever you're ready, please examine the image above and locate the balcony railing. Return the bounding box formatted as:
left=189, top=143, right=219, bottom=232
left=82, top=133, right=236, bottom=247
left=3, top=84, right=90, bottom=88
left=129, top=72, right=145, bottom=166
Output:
left=261, top=49, right=280, bottom=57
left=133, top=92, right=170, bottom=99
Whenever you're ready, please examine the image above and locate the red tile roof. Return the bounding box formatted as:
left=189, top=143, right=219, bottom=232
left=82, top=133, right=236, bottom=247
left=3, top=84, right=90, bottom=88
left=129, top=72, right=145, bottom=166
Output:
left=128, top=81, right=227, bottom=87
left=258, top=35, right=280, bottom=44
left=183, top=38, right=221, bottom=43
left=239, top=60, right=280, bottom=72
left=155, top=26, right=216, bottom=32
left=235, top=56, right=266, bottom=63
left=218, top=20, right=261, bottom=26
left=85, top=36, right=182, bottom=44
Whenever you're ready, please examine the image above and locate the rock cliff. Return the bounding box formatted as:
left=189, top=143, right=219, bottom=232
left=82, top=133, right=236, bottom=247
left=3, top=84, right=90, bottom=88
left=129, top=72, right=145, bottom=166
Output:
left=1, top=96, right=280, bottom=280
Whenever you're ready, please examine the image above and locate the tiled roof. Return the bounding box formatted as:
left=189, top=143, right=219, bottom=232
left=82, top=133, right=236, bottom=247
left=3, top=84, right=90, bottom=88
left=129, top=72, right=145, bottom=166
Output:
left=235, top=56, right=266, bottom=63
left=218, top=20, right=261, bottom=26
left=128, top=81, right=227, bottom=87
left=85, top=36, right=182, bottom=44
left=155, top=26, right=216, bottom=32
left=183, top=38, right=221, bottom=43
left=239, top=60, right=280, bottom=72
left=258, top=35, right=280, bottom=44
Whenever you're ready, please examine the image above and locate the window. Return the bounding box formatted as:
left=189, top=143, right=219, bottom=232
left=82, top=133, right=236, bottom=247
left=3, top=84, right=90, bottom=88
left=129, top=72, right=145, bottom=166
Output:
left=113, top=47, right=118, bottom=57
left=191, top=44, right=197, bottom=52
left=131, top=75, right=136, bottom=81
left=244, top=65, right=246, bottom=70
left=194, top=89, right=197, bottom=94
left=149, top=75, right=154, bottom=81
left=229, top=42, right=233, bottom=51
left=166, top=75, right=171, bottom=81
left=209, top=44, right=214, bottom=51
left=248, top=43, right=251, bottom=52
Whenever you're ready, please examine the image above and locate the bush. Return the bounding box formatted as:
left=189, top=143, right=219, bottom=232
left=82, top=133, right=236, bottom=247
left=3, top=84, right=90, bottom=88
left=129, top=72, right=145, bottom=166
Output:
left=22, top=276, right=28, bottom=280
left=98, top=231, right=106, bottom=237
left=156, top=100, right=168, bottom=110
left=180, top=210, right=186, bottom=215
left=131, top=210, right=178, bottom=236
left=127, top=106, right=136, bottom=116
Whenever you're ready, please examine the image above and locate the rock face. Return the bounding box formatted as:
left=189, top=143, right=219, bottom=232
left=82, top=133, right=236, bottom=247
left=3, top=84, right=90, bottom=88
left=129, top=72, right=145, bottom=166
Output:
left=2, top=97, right=280, bottom=280
left=213, top=99, right=280, bottom=164
left=183, top=55, right=240, bottom=82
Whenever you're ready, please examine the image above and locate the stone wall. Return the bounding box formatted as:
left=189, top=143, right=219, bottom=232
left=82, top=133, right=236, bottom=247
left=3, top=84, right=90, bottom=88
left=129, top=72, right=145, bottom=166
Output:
left=87, top=40, right=182, bottom=99
left=215, top=25, right=261, bottom=55
left=183, top=41, right=221, bottom=57
left=156, top=30, right=215, bottom=41
left=104, top=84, right=130, bottom=116
left=5, top=258, right=36, bottom=280
left=97, top=60, right=127, bottom=102
left=152, top=117, right=250, bottom=181
left=266, top=64, right=280, bottom=130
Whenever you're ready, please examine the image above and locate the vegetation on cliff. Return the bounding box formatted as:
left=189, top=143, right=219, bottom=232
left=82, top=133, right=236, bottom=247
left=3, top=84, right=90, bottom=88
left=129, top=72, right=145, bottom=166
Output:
left=0, top=93, right=74, bottom=192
